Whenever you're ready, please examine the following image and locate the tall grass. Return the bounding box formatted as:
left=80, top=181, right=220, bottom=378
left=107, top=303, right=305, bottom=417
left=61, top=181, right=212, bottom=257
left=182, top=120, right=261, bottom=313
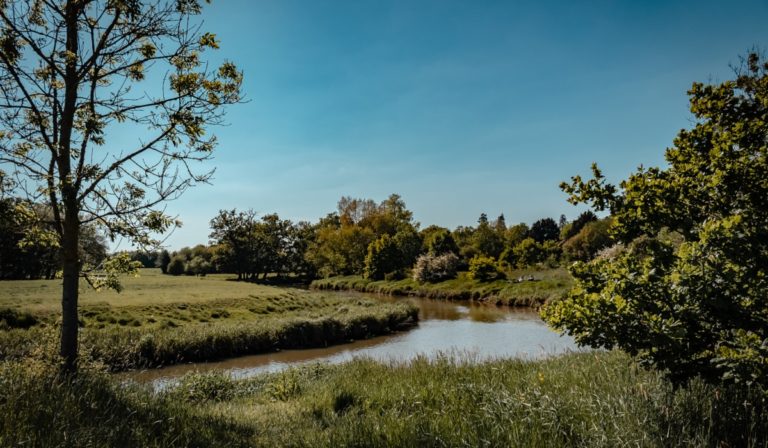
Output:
left=3, top=351, right=765, bottom=447
left=312, top=268, right=572, bottom=306
left=177, top=351, right=768, bottom=447
left=0, top=360, right=253, bottom=447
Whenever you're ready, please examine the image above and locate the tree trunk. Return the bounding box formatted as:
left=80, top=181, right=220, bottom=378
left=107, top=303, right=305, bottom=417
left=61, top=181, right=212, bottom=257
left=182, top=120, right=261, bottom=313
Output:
left=60, top=201, right=80, bottom=373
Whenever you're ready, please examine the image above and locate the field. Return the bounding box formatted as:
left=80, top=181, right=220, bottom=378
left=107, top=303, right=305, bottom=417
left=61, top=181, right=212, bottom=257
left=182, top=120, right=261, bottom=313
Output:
left=311, top=268, right=572, bottom=306
left=0, top=269, right=418, bottom=371
left=2, top=350, right=766, bottom=447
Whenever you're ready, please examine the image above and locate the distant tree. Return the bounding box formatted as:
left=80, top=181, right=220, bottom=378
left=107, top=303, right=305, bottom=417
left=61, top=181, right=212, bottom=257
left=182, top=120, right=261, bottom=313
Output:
left=560, top=211, right=598, bottom=241
left=425, top=228, right=459, bottom=256
left=529, top=218, right=560, bottom=243
left=513, top=238, right=545, bottom=267
left=209, top=210, right=258, bottom=280
left=494, top=214, right=507, bottom=232
left=504, top=223, right=529, bottom=248
left=562, top=218, right=613, bottom=261
left=167, top=257, right=186, bottom=276
left=364, top=234, right=401, bottom=280
left=157, top=250, right=171, bottom=274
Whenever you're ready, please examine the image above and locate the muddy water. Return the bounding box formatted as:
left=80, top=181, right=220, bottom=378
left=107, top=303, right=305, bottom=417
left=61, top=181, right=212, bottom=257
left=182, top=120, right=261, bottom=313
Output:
left=124, top=293, right=579, bottom=385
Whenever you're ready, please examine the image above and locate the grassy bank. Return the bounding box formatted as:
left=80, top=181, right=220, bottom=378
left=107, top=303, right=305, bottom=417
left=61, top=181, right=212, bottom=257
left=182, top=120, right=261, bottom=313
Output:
left=3, top=351, right=766, bottom=447
left=311, top=268, right=572, bottom=306
left=0, top=270, right=418, bottom=371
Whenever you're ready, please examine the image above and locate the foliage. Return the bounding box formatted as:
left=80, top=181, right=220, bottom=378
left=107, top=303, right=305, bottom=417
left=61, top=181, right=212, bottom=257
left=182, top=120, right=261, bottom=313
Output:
left=468, top=255, right=505, bottom=282
left=167, top=257, right=186, bottom=276
left=512, top=237, right=545, bottom=267
left=307, top=194, right=418, bottom=278
left=472, top=214, right=505, bottom=259
left=529, top=217, right=560, bottom=243
left=562, top=218, right=613, bottom=261
left=424, top=228, right=459, bottom=256
left=157, top=250, right=171, bottom=274
left=364, top=234, right=401, bottom=280
left=560, top=211, right=598, bottom=241
left=412, top=252, right=460, bottom=283
left=545, top=53, right=768, bottom=390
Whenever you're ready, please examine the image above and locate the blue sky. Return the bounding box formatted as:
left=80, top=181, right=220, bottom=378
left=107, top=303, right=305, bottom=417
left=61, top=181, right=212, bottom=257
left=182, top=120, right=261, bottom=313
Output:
left=149, top=0, right=767, bottom=249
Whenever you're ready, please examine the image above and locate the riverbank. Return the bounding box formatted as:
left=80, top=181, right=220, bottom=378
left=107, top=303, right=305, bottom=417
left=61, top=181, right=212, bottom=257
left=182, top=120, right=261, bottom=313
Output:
left=311, top=268, right=572, bottom=306
left=3, top=350, right=765, bottom=447
left=0, top=270, right=418, bottom=371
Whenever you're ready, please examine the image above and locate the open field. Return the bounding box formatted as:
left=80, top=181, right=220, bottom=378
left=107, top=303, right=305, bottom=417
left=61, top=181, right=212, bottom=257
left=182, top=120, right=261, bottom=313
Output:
left=311, top=268, right=572, bottom=307
left=2, top=351, right=765, bottom=447
left=0, top=270, right=418, bottom=371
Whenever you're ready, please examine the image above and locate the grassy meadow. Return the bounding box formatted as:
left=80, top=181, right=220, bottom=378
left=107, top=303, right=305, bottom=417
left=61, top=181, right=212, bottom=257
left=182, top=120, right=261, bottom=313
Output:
left=0, top=269, right=418, bottom=371
left=312, top=267, right=572, bottom=306
left=2, top=351, right=766, bottom=447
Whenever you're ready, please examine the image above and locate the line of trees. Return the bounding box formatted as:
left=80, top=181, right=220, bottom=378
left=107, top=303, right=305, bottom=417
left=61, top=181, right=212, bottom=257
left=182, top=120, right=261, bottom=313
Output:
left=152, top=194, right=614, bottom=283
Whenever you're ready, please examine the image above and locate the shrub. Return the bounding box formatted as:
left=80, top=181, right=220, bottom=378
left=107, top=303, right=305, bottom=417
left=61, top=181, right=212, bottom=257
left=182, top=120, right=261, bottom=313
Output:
left=468, top=255, right=504, bottom=282
left=167, top=256, right=186, bottom=276
left=412, top=252, right=460, bottom=283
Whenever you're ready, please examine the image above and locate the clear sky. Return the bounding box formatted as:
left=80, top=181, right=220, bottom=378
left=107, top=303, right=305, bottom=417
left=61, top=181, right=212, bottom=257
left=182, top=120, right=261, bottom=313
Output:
left=149, top=0, right=767, bottom=250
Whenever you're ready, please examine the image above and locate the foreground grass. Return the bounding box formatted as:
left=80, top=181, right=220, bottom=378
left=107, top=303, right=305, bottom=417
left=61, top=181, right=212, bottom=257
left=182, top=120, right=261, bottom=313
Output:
left=0, top=270, right=418, bottom=371
left=312, top=268, right=572, bottom=306
left=3, top=351, right=766, bottom=447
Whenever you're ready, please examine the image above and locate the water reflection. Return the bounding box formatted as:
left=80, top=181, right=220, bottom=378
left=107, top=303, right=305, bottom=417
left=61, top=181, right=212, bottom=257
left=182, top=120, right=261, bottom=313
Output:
left=123, top=293, right=579, bottom=385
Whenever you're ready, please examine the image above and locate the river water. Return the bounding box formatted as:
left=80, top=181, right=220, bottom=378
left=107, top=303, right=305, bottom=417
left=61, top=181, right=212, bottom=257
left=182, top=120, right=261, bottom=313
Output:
left=124, top=292, right=580, bottom=385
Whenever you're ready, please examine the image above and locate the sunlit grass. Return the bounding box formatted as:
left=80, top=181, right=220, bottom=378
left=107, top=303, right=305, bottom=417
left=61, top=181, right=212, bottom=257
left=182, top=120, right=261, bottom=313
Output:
left=0, top=270, right=418, bottom=371
left=3, top=351, right=765, bottom=447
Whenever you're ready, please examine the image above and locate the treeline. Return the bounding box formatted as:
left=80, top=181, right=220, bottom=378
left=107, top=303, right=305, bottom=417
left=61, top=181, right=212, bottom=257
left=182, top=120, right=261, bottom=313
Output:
left=156, top=194, right=613, bottom=283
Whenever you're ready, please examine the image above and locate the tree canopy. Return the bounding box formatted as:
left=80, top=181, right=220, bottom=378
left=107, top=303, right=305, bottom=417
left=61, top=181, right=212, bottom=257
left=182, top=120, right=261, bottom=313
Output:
left=544, top=53, right=768, bottom=390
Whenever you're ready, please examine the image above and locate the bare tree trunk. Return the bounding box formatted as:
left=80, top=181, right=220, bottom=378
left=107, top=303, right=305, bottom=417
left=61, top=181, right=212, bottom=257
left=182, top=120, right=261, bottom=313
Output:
left=60, top=200, right=79, bottom=373
left=59, top=0, right=81, bottom=374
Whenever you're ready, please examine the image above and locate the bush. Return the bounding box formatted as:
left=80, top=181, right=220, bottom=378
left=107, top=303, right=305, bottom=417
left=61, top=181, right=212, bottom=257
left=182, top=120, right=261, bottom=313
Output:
left=468, top=255, right=504, bottom=282
left=412, top=252, right=460, bottom=283
left=167, top=256, right=186, bottom=276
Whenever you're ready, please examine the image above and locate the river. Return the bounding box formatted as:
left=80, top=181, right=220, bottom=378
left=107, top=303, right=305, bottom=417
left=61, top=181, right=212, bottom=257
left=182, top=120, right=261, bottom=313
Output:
left=124, top=292, right=580, bottom=386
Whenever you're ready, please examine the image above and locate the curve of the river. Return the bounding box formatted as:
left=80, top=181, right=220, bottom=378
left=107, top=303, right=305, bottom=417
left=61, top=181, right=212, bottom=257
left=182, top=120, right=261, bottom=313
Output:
left=124, top=292, right=580, bottom=386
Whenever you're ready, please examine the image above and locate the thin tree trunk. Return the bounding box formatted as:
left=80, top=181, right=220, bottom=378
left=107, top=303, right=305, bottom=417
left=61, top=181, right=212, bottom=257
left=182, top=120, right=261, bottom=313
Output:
left=60, top=201, right=79, bottom=373
left=59, top=0, right=81, bottom=374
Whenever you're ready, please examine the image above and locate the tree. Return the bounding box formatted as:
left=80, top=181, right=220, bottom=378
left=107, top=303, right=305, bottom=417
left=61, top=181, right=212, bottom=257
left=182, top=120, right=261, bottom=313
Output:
left=529, top=218, right=559, bottom=243
left=424, top=228, right=459, bottom=256
left=0, top=1, right=242, bottom=371
left=562, top=218, right=613, bottom=261
left=363, top=234, right=401, bottom=280
left=157, top=249, right=171, bottom=274
left=544, top=53, right=768, bottom=390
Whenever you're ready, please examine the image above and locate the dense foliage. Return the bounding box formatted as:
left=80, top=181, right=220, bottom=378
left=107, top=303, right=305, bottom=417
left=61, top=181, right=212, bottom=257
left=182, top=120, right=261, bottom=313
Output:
left=544, top=53, right=768, bottom=390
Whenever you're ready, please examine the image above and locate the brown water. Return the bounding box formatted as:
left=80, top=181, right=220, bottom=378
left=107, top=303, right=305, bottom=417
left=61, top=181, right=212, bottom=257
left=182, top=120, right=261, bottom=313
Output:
left=123, top=292, right=579, bottom=386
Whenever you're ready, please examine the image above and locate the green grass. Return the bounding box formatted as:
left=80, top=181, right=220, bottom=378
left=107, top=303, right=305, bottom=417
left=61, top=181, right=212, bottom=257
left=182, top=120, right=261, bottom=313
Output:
left=0, top=269, right=418, bottom=371
left=312, top=268, right=572, bottom=306
left=3, top=351, right=766, bottom=447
